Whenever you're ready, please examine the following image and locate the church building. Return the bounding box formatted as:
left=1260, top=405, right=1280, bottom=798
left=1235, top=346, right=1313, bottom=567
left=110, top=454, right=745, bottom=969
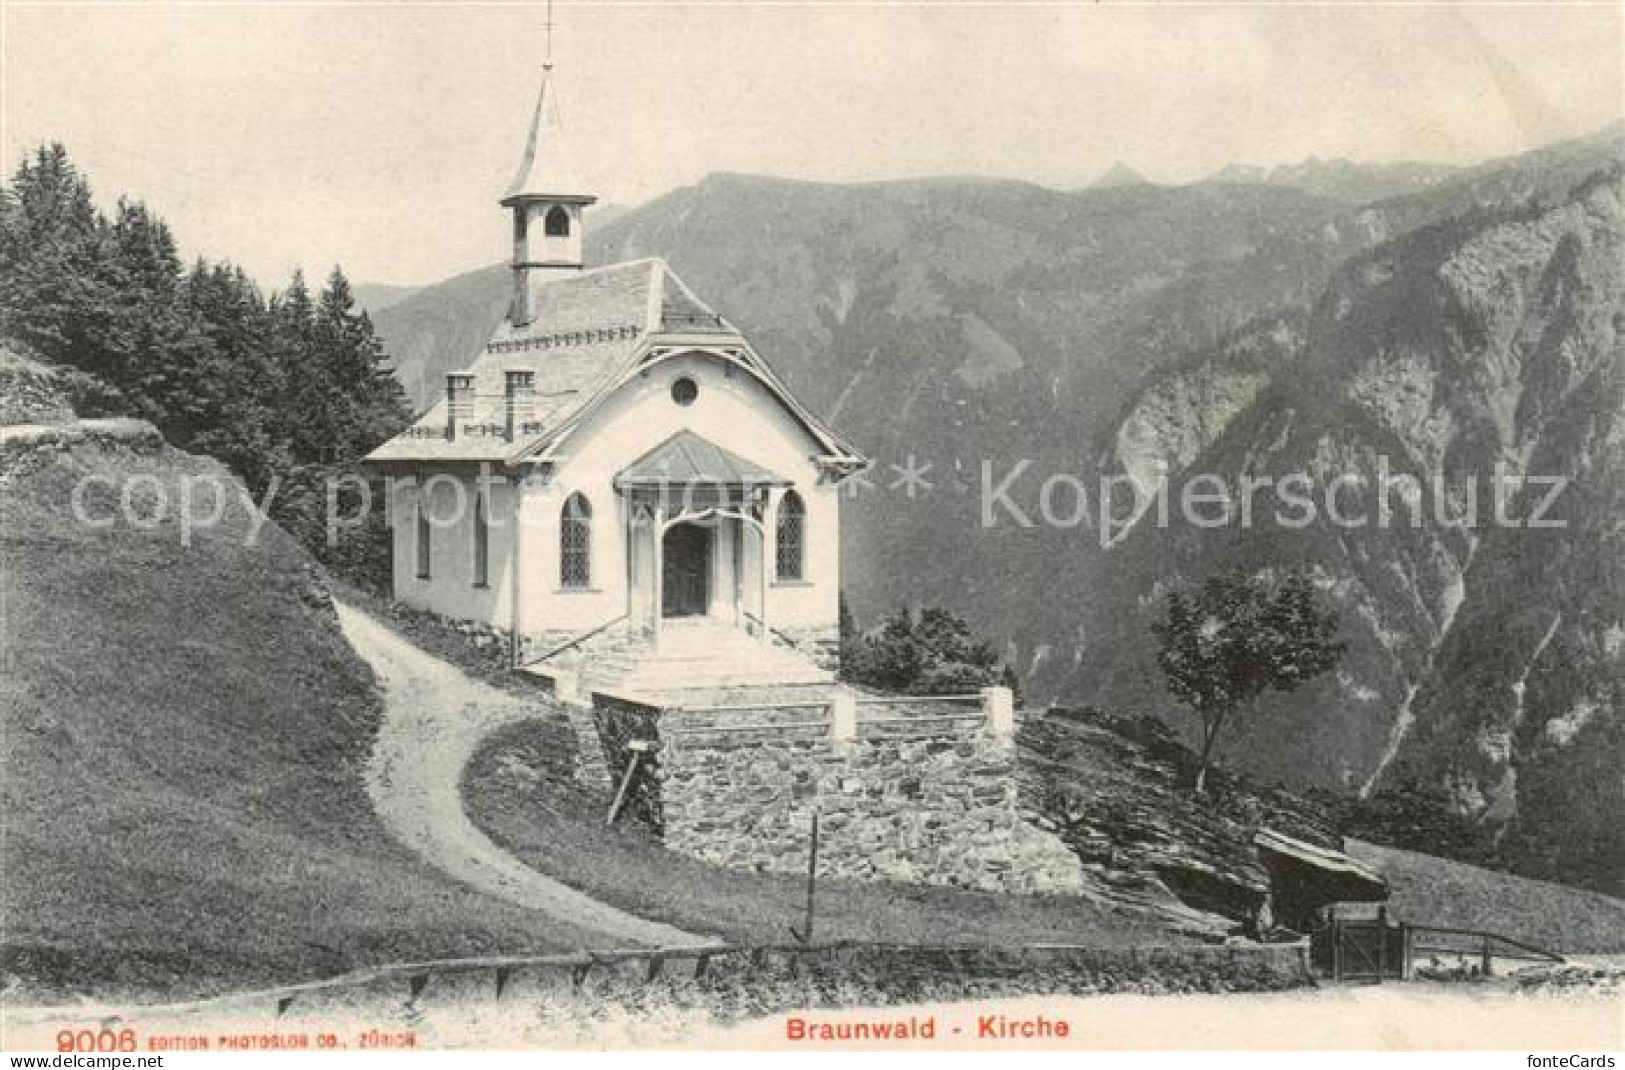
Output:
left=366, top=58, right=867, bottom=696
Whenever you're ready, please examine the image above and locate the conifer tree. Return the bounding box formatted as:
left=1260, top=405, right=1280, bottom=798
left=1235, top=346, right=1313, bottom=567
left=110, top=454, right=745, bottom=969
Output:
left=0, top=144, right=410, bottom=589
left=312, top=266, right=408, bottom=459
left=182, top=260, right=289, bottom=492
left=0, top=144, right=108, bottom=364
left=102, top=198, right=213, bottom=427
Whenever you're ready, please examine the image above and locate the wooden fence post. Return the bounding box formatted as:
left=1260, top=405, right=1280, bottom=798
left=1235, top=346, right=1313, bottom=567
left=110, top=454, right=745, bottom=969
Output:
left=606, top=740, right=654, bottom=826
left=790, top=810, right=820, bottom=945
left=1331, top=918, right=1343, bottom=982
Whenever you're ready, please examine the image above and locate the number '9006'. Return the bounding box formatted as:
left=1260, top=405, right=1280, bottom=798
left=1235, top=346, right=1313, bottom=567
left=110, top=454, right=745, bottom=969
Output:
left=58, top=1028, right=137, bottom=1052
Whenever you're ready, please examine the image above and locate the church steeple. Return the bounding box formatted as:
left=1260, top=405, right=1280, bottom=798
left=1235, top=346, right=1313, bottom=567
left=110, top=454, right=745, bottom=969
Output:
left=502, top=10, right=595, bottom=326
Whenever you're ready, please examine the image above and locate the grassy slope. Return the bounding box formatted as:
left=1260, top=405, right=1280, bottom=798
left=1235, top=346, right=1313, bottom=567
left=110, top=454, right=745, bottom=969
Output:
left=461, top=718, right=1178, bottom=950
left=1348, top=839, right=1625, bottom=954
left=0, top=434, right=599, bottom=1001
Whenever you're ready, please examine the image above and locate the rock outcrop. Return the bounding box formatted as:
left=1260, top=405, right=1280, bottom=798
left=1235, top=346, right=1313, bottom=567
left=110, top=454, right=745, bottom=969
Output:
left=1018, top=708, right=1342, bottom=936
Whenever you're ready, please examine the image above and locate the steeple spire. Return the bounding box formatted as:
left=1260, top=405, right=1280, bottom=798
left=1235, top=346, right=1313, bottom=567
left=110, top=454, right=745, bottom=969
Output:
left=501, top=67, right=593, bottom=205
left=502, top=1, right=596, bottom=325
left=503, top=0, right=593, bottom=206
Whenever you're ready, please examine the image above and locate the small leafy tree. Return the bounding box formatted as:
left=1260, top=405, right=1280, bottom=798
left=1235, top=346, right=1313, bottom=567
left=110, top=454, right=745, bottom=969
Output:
left=1151, top=571, right=1343, bottom=795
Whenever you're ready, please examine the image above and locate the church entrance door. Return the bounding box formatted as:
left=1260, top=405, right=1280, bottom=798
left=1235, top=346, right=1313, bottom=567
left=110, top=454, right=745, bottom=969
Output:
left=661, top=523, right=712, bottom=618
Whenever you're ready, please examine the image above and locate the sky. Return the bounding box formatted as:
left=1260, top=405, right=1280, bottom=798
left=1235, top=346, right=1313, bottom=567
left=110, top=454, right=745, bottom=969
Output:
left=3, top=2, right=1621, bottom=288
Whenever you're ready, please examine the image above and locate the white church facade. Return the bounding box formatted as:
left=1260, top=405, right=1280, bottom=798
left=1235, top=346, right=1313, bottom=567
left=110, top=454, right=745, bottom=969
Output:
left=367, top=62, right=866, bottom=692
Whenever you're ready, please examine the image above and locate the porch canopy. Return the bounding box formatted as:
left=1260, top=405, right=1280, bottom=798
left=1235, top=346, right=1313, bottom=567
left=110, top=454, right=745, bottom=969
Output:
left=615, top=429, right=789, bottom=519
left=615, top=429, right=789, bottom=493
left=614, top=430, right=789, bottom=633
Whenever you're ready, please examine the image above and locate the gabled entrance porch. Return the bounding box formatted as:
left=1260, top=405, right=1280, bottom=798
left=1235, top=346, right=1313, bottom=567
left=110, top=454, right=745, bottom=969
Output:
left=618, top=430, right=786, bottom=646
left=523, top=431, right=834, bottom=700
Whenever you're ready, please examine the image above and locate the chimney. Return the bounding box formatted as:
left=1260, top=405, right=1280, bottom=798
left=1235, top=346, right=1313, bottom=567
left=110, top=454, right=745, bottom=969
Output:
left=445, top=372, right=476, bottom=440
left=510, top=211, right=532, bottom=326
left=505, top=369, right=536, bottom=440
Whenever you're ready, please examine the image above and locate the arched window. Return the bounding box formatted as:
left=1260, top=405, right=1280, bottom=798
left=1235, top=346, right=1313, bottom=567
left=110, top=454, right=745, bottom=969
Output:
left=775, top=490, right=805, bottom=582
left=472, top=491, right=489, bottom=588
left=544, top=205, right=571, bottom=238
left=560, top=493, right=592, bottom=589
left=415, top=502, right=432, bottom=579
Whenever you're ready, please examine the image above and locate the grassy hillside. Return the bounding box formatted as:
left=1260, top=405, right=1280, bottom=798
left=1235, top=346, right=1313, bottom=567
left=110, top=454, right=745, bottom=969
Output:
left=1347, top=840, right=1625, bottom=954
left=0, top=358, right=599, bottom=1000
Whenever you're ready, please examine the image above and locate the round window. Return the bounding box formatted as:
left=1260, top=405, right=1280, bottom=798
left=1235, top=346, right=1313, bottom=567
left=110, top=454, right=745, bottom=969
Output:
left=670, top=376, right=699, bottom=406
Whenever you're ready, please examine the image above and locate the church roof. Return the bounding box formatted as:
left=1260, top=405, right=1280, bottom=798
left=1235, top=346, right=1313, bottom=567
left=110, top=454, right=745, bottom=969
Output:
left=615, top=430, right=788, bottom=489
left=365, top=258, right=863, bottom=467
left=502, top=66, right=595, bottom=205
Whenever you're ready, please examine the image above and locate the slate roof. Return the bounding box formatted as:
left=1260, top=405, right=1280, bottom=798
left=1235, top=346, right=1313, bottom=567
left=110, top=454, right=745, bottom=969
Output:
left=1253, top=829, right=1389, bottom=899
left=366, top=258, right=859, bottom=467
left=615, top=430, right=788, bottom=489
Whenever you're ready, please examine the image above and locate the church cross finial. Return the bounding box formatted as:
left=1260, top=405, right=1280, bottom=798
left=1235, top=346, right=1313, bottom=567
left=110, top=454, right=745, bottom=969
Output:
left=543, top=0, right=556, bottom=71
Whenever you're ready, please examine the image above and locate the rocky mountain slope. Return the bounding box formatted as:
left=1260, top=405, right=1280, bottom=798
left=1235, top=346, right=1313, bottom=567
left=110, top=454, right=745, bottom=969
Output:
left=1019, top=708, right=1625, bottom=952
left=1076, top=165, right=1623, bottom=894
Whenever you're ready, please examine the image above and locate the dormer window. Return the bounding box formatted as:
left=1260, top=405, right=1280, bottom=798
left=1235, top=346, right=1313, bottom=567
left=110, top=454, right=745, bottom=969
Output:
left=545, top=205, right=571, bottom=238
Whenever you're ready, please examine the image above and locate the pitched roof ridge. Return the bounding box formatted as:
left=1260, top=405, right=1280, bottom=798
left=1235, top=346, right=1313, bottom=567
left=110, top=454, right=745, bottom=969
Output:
left=657, top=261, right=736, bottom=333
left=645, top=259, right=667, bottom=330
left=662, top=263, right=715, bottom=313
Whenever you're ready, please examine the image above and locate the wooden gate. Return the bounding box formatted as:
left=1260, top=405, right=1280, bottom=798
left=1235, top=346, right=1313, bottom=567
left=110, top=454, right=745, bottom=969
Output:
left=1313, top=915, right=1405, bottom=981
left=1312, top=911, right=1564, bottom=983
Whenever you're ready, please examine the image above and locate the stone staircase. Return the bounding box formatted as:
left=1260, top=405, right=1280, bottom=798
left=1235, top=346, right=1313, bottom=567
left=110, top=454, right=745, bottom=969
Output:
left=533, top=620, right=833, bottom=700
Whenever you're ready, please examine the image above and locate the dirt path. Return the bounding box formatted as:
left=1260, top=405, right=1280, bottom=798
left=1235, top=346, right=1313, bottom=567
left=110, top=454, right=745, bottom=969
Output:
left=333, top=599, right=704, bottom=949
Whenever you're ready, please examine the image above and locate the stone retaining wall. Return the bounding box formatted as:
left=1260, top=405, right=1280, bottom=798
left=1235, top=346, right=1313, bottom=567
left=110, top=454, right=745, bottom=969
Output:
left=595, top=689, right=1084, bottom=895
left=769, top=624, right=842, bottom=673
